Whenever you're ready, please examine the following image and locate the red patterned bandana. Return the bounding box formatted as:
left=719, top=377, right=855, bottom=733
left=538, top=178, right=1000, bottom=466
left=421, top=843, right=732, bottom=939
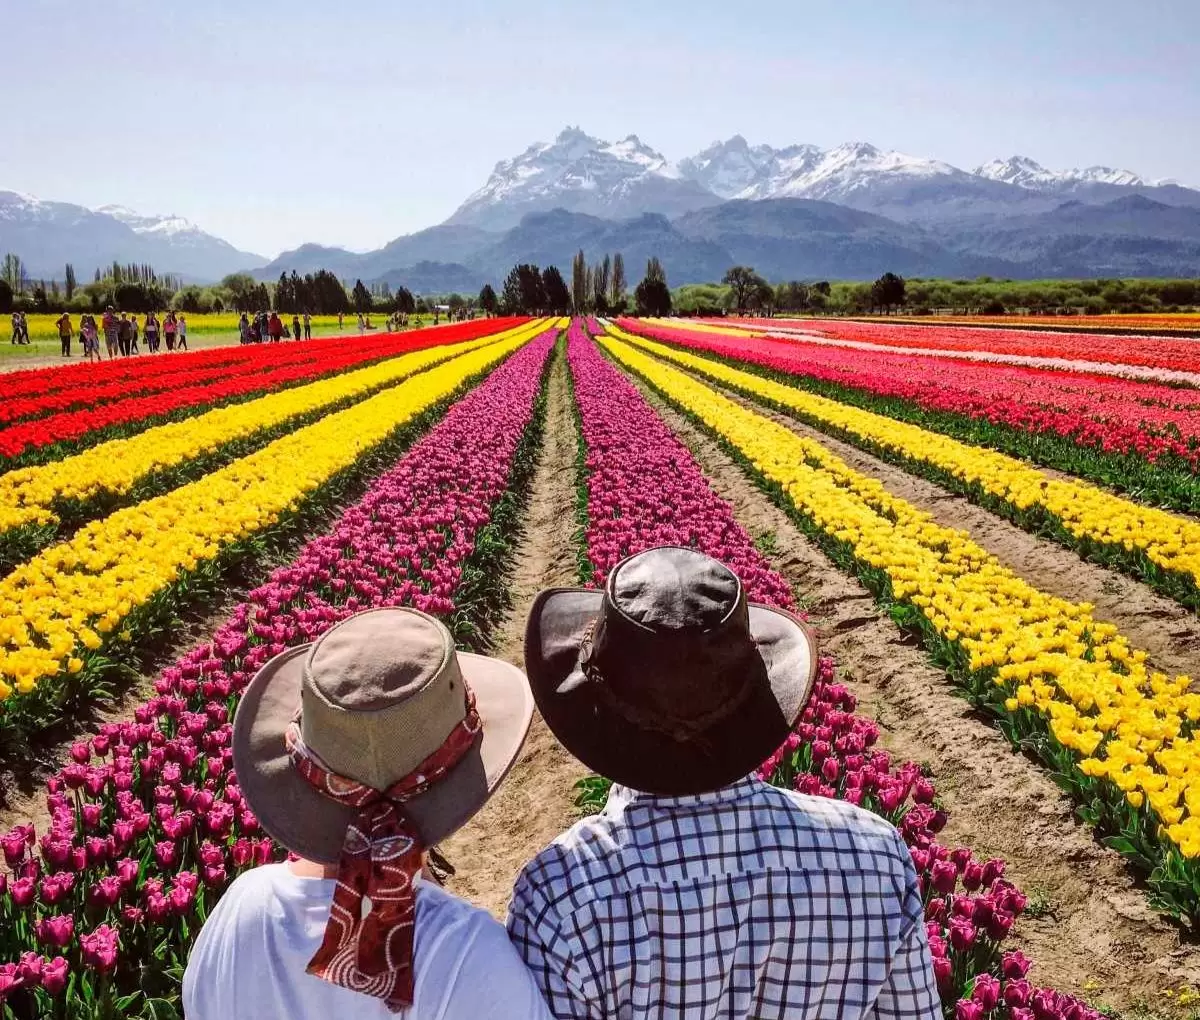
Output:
left=285, top=688, right=482, bottom=1011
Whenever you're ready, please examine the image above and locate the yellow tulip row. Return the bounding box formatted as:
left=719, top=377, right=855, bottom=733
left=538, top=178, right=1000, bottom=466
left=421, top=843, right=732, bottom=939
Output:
left=597, top=332, right=1200, bottom=859
left=0, top=320, right=544, bottom=539
left=609, top=325, right=1200, bottom=598
left=0, top=325, right=545, bottom=703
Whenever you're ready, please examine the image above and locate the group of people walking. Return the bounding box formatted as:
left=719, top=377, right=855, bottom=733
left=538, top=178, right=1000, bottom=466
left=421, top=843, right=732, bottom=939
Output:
left=239, top=310, right=312, bottom=344
left=48, top=307, right=188, bottom=362
left=182, top=545, right=940, bottom=1020
left=9, top=311, right=32, bottom=345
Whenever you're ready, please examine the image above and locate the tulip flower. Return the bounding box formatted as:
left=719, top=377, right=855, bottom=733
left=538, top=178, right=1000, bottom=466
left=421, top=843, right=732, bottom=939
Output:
left=9, top=876, right=36, bottom=907
left=35, top=915, right=74, bottom=950
left=41, top=956, right=69, bottom=995
left=1002, top=950, right=1032, bottom=980
left=79, top=924, right=120, bottom=973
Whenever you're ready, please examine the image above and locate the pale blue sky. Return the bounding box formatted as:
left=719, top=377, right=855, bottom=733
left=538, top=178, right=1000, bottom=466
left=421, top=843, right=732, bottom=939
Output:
left=4, top=0, right=1196, bottom=257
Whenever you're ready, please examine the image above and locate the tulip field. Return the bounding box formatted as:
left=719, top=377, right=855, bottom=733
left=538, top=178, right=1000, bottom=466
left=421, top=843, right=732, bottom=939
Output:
left=0, top=312, right=1198, bottom=1016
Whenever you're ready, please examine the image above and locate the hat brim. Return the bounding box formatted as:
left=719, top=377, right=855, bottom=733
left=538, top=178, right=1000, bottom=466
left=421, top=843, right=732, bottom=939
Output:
left=232, top=646, right=534, bottom=864
left=524, top=589, right=818, bottom=796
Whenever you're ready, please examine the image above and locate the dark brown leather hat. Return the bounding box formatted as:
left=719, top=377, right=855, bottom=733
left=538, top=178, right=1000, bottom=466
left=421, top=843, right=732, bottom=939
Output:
left=524, top=546, right=817, bottom=795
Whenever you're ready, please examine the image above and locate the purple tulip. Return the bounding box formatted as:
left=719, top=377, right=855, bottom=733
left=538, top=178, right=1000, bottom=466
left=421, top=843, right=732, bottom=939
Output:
left=79, top=924, right=120, bottom=973
left=35, top=915, right=75, bottom=948
left=973, top=973, right=1001, bottom=1010
left=41, top=956, right=69, bottom=995
left=9, top=876, right=36, bottom=907
left=948, top=917, right=977, bottom=951
left=89, top=876, right=124, bottom=908
left=1002, top=950, right=1032, bottom=980
left=1005, top=979, right=1034, bottom=1007
left=153, top=841, right=179, bottom=869
left=0, top=963, right=21, bottom=998
left=930, top=860, right=958, bottom=894
left=955, top=1001, right=984, bottom=1020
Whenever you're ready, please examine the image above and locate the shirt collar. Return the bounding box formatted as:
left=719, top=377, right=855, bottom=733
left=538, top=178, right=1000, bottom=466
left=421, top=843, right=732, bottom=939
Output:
left=606, top=775, right=762, bottom=813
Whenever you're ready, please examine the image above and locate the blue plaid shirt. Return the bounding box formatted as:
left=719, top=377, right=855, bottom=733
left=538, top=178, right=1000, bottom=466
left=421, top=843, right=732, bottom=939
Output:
left=507, top=777, right=940, bottom=1019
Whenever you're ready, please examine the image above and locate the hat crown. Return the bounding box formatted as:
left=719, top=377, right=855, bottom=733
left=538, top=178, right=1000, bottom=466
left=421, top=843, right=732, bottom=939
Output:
left=300, top=609, right=469, bottom=790
left=609, top=547, right=741, bottom=633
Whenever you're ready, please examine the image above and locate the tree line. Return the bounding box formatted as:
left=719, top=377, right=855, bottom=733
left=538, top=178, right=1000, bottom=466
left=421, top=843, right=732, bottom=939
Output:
left=492, top=256, right=671, bottom=316
left=676, top=270, right=1200, bottom=318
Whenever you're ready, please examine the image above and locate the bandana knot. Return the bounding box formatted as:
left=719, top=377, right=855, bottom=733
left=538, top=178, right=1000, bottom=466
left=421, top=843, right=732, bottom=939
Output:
left=285, top=687, right=481, bottom=1011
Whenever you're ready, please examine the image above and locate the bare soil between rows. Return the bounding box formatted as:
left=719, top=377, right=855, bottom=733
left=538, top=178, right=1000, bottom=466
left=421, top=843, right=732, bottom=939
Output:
left=441, top=347, right=589, bottom=918
left=631, top=379, right=1200, bottom=1013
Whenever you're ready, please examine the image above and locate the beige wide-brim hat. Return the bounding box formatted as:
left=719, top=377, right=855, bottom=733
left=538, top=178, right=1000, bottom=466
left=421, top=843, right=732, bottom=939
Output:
left=233, top=608, right=533, bottom=864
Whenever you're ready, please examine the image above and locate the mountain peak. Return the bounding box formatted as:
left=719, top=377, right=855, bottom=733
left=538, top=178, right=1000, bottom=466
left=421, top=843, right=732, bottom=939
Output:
left=555, top=125, right=596, bottom=145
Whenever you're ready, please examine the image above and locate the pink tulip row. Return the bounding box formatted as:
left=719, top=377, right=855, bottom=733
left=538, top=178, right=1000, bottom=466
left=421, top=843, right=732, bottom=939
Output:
left=568, top=319, right=1099, bottom=1020
left=0, top=328, right=557, bottom=1016
left=623, top=319, right=1200, bottom=466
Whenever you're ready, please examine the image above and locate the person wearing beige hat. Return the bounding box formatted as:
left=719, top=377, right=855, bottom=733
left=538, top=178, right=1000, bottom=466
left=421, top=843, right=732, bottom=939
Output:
left=183, top=607, right=552, bottom=1020
left=508, top=546, right=939, bottom=1020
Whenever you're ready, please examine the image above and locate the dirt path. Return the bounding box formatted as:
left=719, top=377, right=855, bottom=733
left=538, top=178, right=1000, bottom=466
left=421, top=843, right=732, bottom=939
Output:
left=632, top=381, right=1200, bottom=1012
left=690, top=371, right=1200, bottom=684
left=441, top=346, right=590, bottom=919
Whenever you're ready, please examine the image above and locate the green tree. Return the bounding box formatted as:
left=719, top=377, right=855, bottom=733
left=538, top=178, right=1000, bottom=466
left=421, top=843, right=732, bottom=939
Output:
left=571, top=250, right=588, bottom=312
left=722, top=266, right=768, bottom=313
left=593, top=255, right=611, bottom=314
left=395, top=286, right=416, bottom=315
left=611, top=252, right=626, bottom=310
left=542, top=265, right=571, bottom=314
left=64, top=264, right=77, bottom=302
left=501, top=266, right=523, bottom=314
left=1, top=254, right=24, bottom=295
left=0, top=279, right=11, bottom=313
left=352, top=279, right=373, bottom=313
left=478, top=283, right=497, bottom=316
left=775, top=281, right=809, bottom=313
left=501, top=264, right=546, bottom=314
left=635, top=259, right=671, bottom=316
left=871, top=272, right=906, bottom=313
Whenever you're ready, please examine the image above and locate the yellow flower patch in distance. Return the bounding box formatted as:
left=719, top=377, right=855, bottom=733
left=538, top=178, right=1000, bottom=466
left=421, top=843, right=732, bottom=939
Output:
left=0, top=320, right=546, bottom=539
left=0, top=326, right=542, bottom=702
left=598, top=331, right=1200, bottom=857
left=610, top=325, right=1200, bottom=597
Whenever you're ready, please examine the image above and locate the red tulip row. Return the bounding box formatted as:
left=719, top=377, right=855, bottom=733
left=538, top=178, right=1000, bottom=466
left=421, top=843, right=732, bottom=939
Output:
left=0, top=319, right=527, bottom=465
left=569, top=319, right=1099, bottom=1020
left=718, top=316, right=1200, bottom=374
left=0, top=328, right=557, bottom=1018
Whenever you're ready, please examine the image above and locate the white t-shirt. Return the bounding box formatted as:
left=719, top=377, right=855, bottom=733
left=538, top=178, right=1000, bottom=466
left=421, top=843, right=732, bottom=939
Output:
left=183, top=863, right=553, bottom=1020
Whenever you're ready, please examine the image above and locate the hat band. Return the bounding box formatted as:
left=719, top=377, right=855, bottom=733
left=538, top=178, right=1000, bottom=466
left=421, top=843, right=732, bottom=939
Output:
left=284, top=685, right=481, bottom=1010
left=579, top=621, right=756, bottom=745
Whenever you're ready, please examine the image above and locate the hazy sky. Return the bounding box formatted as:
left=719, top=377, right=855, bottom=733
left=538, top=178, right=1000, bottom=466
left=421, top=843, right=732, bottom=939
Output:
left=4, top=0, right=1197, bottom=257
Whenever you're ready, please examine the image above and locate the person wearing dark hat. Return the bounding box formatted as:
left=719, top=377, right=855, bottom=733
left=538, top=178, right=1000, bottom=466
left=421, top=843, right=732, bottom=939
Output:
left=510, top=546, right=939, bottom=1019
left=183, top=608, right=553, bottom=1020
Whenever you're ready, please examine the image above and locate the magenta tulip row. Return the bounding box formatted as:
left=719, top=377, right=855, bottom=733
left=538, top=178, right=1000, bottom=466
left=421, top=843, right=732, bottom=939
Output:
left=0, top=328, right=557, bottom=1015
left=567, top=319, right=1098, bottom=1020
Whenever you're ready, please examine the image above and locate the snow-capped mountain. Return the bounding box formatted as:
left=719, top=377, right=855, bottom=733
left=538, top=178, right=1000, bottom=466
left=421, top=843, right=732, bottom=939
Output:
left=676, top=136, right=788, bottom=199
left=446, top=127, right=719, bottom=230
left=97, top=205, right=206, bottom=240
left=0, top=191, right=266, bottom=280
left=973, top=156, right=1157, bottom=190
